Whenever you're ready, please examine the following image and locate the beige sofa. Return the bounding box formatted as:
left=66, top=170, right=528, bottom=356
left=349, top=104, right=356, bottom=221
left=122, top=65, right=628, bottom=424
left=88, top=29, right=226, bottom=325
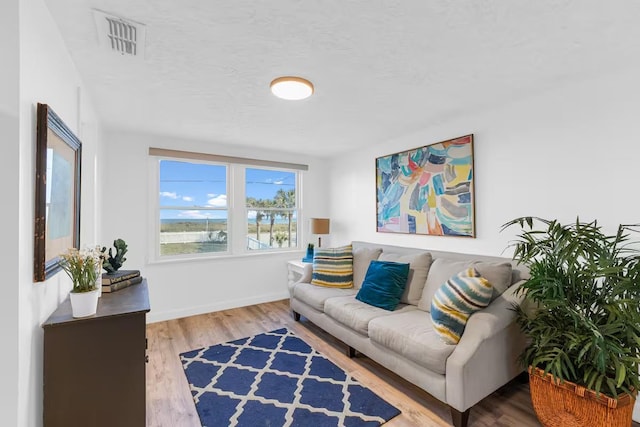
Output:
left=288, top=241, right=529, bottom=427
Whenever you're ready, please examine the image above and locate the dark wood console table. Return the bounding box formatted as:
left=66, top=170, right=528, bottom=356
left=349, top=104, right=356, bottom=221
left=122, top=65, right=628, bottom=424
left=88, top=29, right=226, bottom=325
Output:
left=42, top=280, right=150, bottom=427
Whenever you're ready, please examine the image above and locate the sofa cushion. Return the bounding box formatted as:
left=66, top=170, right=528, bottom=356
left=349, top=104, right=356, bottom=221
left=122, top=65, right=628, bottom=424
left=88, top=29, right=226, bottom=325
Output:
left=352, top=246, right=383, bottom=289
left=379, top=251, right=432, bottom=305
left=368, top=311, right=456, bottom=374
left=355, top=260, right=410, bottom=311
left=431, top=267, right=493, bottom=344
left=474, top=261, right=513, bottom=300
left=292, top=283, right=357, bottom=312
left=419, top=258, right=474, bottom=312
left=311, top=244, right=354, bottom=288
left=324, top=295, right=417, bottom=336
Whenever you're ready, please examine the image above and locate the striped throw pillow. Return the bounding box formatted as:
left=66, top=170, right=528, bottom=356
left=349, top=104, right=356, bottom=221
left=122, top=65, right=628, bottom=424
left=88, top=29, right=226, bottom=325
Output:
left=430, top=267, right=493, bottom=345
left=311, top=244, right=354, bottom=288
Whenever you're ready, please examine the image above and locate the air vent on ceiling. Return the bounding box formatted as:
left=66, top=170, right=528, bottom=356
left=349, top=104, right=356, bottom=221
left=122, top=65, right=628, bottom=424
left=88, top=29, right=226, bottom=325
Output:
left=93, top=9, right=146, bottom=58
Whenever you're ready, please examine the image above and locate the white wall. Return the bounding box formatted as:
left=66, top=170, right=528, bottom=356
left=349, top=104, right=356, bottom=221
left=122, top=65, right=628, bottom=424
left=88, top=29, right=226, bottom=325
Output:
left=328, top=65, right=640, bottom=420
left=101, top=130, right=329, bottom=323
left=329, top=65, right=640, bottom=253
left=17, top=0, right=102, bottom=425
left=0, top=0, right=20, bottom=424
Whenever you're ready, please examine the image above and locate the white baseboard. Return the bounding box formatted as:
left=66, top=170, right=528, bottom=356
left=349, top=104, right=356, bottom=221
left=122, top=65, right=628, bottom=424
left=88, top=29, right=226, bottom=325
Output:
left=146, top=291, right=290, bottom=323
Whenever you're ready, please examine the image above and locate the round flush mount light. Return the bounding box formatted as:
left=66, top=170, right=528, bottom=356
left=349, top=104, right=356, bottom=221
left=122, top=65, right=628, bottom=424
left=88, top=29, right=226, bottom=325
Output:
left=270, top=76, right=314, bottom=100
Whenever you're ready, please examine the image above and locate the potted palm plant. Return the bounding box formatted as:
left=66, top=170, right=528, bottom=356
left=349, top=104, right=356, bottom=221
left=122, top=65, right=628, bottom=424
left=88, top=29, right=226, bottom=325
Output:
left=60, top=246, right=103, bottom=318
left=502, top=217, right=640, bottom=427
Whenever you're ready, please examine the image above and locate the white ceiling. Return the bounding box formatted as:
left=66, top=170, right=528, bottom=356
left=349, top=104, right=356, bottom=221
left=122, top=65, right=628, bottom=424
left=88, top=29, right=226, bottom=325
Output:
left=44, top=0, right=640, bottom=157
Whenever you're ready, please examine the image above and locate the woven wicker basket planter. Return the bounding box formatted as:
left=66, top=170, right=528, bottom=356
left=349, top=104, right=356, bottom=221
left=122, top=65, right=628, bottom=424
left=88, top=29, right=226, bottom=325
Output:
left=528, top=366, right=636, bottom=427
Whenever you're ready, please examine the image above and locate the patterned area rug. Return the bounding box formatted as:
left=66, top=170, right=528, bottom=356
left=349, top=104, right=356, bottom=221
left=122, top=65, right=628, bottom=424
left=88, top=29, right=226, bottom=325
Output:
left=180, top=328, right=401, bottom=427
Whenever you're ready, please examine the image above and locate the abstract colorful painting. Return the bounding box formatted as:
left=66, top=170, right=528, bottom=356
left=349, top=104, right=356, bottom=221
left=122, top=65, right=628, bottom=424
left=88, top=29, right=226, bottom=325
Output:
left=376, top=134, right=475, bottom=237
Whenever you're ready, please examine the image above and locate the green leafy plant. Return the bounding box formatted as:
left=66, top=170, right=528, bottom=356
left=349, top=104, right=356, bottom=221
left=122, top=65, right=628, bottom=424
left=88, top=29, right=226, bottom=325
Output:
left=274, top=231, right=288, bottom=248
left=60, top=247, right=102, bottom=293
left=101, top=238, right=128, bottom=273
left=502, top=217, right=640, bottom=398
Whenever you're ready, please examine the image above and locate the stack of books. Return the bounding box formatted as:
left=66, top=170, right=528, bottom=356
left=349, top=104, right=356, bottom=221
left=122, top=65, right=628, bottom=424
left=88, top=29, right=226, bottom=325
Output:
left=102, top=270, right=143, bottom=293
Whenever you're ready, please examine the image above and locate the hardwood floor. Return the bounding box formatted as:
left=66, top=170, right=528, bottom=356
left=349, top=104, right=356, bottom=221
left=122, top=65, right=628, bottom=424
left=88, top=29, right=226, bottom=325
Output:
left=146, top=299, right=639, bottom=427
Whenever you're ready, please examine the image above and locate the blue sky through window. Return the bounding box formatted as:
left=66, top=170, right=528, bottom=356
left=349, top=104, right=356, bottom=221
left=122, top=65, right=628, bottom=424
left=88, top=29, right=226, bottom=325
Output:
left=159, top=160, right=227, bottom=221
left=246, top=168, right=295, bottom=201
left=159, top=161, right=295, bottom=220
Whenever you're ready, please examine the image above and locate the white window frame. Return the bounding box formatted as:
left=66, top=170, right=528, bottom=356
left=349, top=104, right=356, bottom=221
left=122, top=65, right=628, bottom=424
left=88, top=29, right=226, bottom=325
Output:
left=148, top=148, right=306, bottom=262
left=153, top=157, right=230, bottom=260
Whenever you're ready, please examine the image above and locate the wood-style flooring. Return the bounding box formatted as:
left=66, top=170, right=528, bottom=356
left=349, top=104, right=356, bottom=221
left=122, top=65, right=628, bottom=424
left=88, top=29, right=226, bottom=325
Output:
left=146, top=299, right=639, bottom=427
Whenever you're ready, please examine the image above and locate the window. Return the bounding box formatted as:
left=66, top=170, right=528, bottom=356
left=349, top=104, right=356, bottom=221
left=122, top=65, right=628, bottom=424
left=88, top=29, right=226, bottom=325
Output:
left=246, top=168, right=297, bottom=250
left=151, top=148, right=306, bottom=259
left=159, top=160, right=228, bottom=256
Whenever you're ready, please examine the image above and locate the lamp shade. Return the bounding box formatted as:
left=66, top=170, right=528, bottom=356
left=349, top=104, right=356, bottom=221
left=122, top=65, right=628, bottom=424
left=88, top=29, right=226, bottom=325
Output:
left=310, top=218, right=330, bottom=235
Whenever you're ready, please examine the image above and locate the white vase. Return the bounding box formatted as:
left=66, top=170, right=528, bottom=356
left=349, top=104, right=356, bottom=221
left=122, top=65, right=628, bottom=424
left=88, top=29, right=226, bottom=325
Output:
left=96, top=265, right=103, bottom=298
left=69, top=288, right=100, bottom=318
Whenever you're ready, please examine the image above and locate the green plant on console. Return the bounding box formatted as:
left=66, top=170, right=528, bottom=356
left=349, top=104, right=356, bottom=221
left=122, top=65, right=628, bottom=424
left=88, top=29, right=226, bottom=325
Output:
left=502, top=216, right=640, bottom=398
left=101, top=238, right=128, bottom=274
left=60, top=247, right=102, bottom=293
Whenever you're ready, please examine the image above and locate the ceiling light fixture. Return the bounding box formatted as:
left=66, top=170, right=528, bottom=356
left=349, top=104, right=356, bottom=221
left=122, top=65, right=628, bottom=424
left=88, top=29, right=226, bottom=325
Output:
left=270, top=76, right=314, bottom=100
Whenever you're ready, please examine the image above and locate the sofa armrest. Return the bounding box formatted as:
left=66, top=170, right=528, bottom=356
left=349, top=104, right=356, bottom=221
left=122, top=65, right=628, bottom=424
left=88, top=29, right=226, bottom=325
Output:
left=445, top=280, right=528, bottom=411
left=287, top=263, right=314, bottom=295
left=298, top=263, right=313, bottom=284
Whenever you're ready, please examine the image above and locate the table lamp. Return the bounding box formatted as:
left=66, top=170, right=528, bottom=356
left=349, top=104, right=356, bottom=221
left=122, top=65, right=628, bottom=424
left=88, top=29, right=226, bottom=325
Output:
left=310, top=218, right=330, bottom=248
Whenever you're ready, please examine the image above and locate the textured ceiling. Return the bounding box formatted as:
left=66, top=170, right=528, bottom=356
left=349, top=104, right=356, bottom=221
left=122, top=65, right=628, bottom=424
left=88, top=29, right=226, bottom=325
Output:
left=44, top=0, right=640, bottom=157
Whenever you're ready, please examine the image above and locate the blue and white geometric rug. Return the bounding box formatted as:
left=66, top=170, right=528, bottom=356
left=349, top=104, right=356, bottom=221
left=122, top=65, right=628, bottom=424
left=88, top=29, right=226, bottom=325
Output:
left=179, top=328, right=401, bottom=427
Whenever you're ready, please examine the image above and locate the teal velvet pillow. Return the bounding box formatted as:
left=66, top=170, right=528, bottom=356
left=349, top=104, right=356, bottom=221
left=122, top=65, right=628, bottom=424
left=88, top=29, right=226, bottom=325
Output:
left=356, top=260, right=410, bottom=311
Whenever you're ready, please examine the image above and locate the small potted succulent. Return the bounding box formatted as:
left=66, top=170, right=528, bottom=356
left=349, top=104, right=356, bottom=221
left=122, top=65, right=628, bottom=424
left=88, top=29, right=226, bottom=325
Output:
left=60, top=246, right=103, bottom=318
left=101, top=238, right=128, bottom=273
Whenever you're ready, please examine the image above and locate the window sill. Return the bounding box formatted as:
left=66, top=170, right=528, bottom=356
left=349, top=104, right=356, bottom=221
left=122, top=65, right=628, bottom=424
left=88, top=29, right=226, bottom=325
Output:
left=147, top=248, right=305, bottom=266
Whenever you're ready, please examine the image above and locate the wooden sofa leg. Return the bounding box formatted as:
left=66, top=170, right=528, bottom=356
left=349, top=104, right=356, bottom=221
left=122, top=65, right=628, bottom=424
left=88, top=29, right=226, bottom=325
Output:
left=450, top=407, right=470, bottom=427
left=346, top=345, right=356, bottom=358
left=292, top=310, right=300, bottom=321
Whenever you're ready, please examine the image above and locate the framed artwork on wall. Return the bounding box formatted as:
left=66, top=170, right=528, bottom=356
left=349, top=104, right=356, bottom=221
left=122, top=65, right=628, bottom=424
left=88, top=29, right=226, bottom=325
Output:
left=376, top=134, right=475, bottom=237
left=34, top=103, right=82, bottom=282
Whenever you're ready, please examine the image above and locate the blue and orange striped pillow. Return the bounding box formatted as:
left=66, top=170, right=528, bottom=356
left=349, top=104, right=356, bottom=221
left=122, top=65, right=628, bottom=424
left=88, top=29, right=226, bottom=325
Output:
left=311, top=244, right=354, bottom=288
left=431, top=267, right=493, bottom=345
